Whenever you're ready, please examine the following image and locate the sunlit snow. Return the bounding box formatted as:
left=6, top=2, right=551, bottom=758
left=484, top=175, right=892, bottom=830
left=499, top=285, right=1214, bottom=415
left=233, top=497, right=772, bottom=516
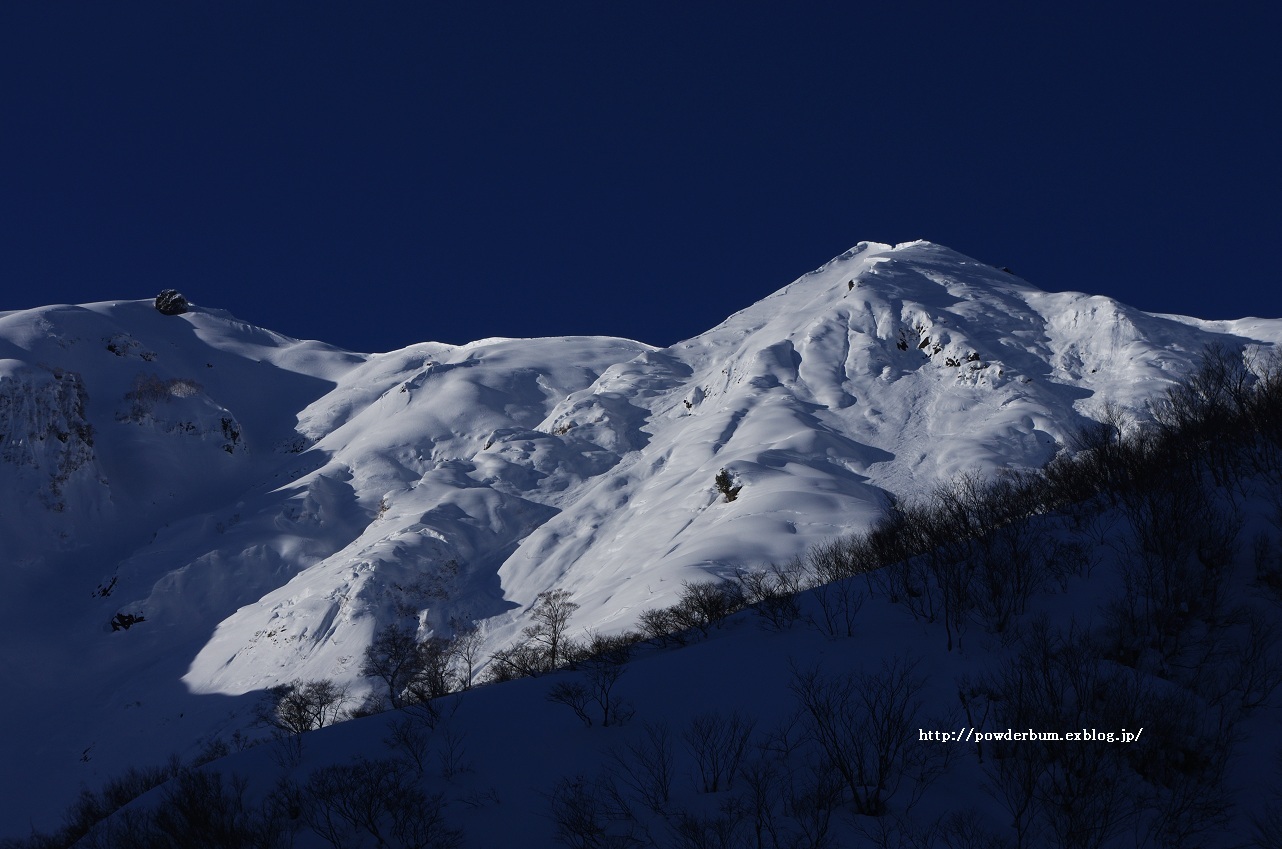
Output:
left=3, top=240, right=1279, bottom=834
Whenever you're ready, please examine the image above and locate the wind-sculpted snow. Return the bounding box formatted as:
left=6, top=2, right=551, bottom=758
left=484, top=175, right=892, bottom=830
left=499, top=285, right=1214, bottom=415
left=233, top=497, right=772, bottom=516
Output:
left=180, top=335, right=656, bottom=692
left=4, top=241, right=1282, bottom=834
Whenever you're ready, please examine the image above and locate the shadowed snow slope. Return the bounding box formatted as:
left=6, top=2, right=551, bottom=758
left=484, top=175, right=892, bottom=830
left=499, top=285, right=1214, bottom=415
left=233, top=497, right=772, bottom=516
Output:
left=3, top=240, right=1280, bottom=833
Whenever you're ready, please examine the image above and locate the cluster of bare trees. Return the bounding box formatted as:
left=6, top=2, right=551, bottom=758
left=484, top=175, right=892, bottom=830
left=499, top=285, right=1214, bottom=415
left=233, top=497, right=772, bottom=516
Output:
left=957, top=618, right=1250, bottom=849
left=63, top=768, right=294, bottom=849
left=300, top=756, right=461, bottom=849
left=548, top=653, right=955, bottom=849
left=359, top=620, right=483, bottom=710
left=255, top=679, right=349, bottom=736
left=52, top=754, right=464, bottom=849
left=635, top=580, right=748, bottom=647
left=547, top=631, right=637, bottom=728
left=68, top=620, right=476, bottom=848
left=827, top=471, right=1078, bottom=652
left=1039, top=344, right=1282, bottom=516
left=244, top=615, right=485, bottom=751
left=41, top=656, right=473, bottom=849
left=488, top=589, right=584, bottom=680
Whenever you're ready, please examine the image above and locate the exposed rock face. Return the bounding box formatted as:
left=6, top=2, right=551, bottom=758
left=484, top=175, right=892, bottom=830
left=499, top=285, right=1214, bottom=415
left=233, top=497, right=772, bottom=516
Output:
left=154, top=290, right=189, bottom=316
left=115, top=372, right=245, bottom=454
left=0, top=365, right=97, bottom=512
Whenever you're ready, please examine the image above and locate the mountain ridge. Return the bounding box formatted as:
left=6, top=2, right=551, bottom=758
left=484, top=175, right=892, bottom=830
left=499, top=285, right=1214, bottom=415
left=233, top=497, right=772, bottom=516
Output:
left=3, top=240, right=1280, bottom=831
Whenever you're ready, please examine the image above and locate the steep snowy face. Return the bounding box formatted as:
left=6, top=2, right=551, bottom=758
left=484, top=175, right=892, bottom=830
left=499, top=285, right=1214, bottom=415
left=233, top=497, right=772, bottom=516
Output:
left=4, top=245, right=1282, bottom=835
left=0, top=301, right=366, bottom=569
left=490, top=241, right=1282, bottom=625
left=181, top=335, right=656, bottom=693
left=183, top=241, right=1282, bottom=692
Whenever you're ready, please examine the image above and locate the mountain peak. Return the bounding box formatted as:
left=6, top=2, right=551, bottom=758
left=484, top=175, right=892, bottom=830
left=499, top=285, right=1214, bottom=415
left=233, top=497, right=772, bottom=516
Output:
left=4, top=243, right=1282, bottom=830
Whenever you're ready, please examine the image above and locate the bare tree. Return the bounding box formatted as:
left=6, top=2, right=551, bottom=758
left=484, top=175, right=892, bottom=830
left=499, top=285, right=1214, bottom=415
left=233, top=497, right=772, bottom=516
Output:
left=736, top=559, right=806, bottom=631
left=256, top=679, right=348, bottom=735
left=547, top=633, right=634, bottom=728
left=738, top=756, right=786, bottom=849
left=486, top=642, right=551, bottom=682
left=1109, top=465, right=1240, bottom=664
left=448, top=617, right=483, bottom=689
left=1251, top=750, right=1282, bottom=849
left=806, top=540, right=867, bottom=638
left=76, top=769, right=292, bottom=849
left=547, top=774, right=648, bottom=849
left=790, top=657, right=941, bottom=817
left=303, top=756, right=461, bottom=849
left=682, top=710, right=756, bottom=794
left=669, top=580, right=746, bottom=638
left=548, top=681, right=595, bottom=727
left=361, top=623, right=427, bottom=709
left=637, top=606, right=687, bottom=647
left=781, top=760, right=843, bottom=849
left=524, top=589, right=580, bottom=669
left=610, top=722, right=676, bottom=815
left=406, top=636, right=458, bottom=703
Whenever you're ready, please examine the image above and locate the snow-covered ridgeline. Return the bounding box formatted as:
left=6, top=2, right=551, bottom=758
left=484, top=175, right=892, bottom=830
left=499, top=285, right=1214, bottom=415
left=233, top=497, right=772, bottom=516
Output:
left=2, top=240, right=1281, bottom=834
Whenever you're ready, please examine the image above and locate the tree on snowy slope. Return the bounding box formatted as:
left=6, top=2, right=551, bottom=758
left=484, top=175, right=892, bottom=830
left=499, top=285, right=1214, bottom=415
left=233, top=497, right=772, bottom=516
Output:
left=255, top=679, right=348, bottom=735
left=523, top=589, right=580, bottom=669
left=361, top=623, right=427, bottom=710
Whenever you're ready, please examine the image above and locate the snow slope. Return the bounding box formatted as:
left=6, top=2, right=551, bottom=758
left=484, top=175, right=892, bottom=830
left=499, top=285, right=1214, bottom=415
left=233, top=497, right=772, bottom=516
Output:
left=3, top=240, right=1280, bottom=834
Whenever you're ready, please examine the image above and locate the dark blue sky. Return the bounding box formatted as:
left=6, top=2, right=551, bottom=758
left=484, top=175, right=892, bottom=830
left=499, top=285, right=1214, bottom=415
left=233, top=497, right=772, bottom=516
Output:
left=2, top=2, right=1279, bottom=353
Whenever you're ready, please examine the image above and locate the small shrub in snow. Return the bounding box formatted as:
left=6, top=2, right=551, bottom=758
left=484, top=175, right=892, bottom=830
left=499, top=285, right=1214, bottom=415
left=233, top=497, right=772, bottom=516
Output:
left=714, top=469, right=741, bottom=502
left=609, top=722, right=676, bottom=814
left=547, top=631, right=634, bottom=727
left=735, top=560, right=805, bottom=631
left=302, top=757, right=461, bottom=849
left=109, top=611, right=145, bottom=631
left=671, top=579, right=746, bottom=638
left=682, top=710, right=756, bottom=794
left=636, top=606, right=687, bottom=647
left=547, top=681, right=595, bottom=728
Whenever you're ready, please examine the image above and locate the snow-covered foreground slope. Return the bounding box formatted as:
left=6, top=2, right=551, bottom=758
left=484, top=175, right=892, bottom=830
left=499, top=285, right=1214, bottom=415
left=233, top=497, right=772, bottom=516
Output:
left=3, top=240, right=1281, bottom=835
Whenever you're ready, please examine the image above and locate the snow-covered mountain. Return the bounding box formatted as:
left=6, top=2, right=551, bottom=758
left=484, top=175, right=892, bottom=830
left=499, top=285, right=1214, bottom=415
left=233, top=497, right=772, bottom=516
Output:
left=3, top=240, right=1280, bottom=834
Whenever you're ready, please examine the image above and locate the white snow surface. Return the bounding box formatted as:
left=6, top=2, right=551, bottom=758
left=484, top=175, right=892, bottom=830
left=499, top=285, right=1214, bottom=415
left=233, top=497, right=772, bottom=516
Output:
left=3, top=240, right=1281, bottom=833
